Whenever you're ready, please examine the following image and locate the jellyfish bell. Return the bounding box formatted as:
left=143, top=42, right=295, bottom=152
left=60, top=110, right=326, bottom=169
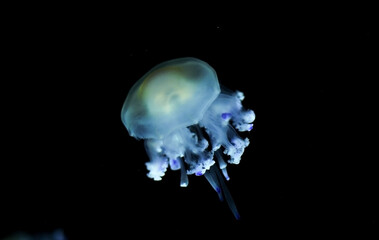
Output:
left=121, top=57, right=255, bottom=219
left=121, top=58, right=220, bottom=139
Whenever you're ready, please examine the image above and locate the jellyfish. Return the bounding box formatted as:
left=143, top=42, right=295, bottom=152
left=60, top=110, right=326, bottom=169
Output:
left=121, top=57, right=255, bottom=219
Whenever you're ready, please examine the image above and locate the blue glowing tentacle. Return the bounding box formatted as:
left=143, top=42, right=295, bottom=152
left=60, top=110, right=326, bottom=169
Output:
left=204, top=169, right=223, bottom=201
left=213, top=165, right=240, bottom=220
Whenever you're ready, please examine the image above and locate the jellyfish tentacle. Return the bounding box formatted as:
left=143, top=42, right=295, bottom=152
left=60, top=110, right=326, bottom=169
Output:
left=233, top=109, right=256, bottom=132
left=207, top=164, right=240, bottom=220
left=216, top=166, right=240, bottom=220
left=204, top=169, right=223, bottom=201
left=178, top=157, right=188, bottom=187
left=215, top=150, right=230, bottom=180
left=200, top=89, right=254, bottom=165
left=144, top=140, right=169, bottom=181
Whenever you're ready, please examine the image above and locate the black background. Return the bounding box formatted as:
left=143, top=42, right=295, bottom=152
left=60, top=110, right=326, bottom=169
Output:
left=2, top=3, right=377, bottom=239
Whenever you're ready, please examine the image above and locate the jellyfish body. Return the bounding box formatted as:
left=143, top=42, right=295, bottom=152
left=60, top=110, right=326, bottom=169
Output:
left=121, top=58, right=255, bottom=219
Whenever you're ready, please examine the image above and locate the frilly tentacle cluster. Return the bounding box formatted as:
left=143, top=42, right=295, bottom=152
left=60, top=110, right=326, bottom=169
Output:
left=144, top=90, right=255, bottom=185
